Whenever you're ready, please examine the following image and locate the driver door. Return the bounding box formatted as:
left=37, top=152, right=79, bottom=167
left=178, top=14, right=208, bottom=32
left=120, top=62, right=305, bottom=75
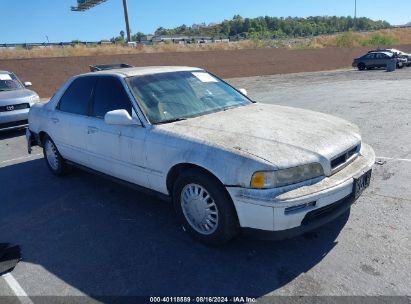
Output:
left=85, top=76, right=150, bottom=188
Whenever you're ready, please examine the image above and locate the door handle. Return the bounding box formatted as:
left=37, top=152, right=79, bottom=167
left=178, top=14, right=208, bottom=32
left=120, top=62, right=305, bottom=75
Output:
left=87, top=126, right=99, bottom=134
left=50, top=118, right=59, bottom=124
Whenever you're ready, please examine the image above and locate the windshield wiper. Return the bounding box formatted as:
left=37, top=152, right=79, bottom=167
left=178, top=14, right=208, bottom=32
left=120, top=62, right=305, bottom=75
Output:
left=156, top=118, right=187, bottom=125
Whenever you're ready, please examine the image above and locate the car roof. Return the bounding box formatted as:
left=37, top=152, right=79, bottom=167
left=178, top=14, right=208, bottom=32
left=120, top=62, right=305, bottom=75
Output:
left=0, top=70, right=11, bottom=74
left=368, top=51, right=393, bottom=56
left=80, top=66, right=203, bottom=78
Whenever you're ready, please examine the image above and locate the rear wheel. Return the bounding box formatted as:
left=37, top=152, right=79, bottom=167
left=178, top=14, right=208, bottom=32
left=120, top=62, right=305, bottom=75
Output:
left=397, top=62, right=404, bottom=69
left=43, top=135, right=71, bottom=176
left=358, top=63, right=366, bottom=71
left=173, top=168, right=239, bottom=245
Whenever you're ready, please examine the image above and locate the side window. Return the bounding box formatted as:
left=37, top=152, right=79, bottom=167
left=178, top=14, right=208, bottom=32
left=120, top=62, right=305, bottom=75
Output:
left=365, top=53, right=374, bottom=59
left=91, top=77, right=132, bottom=119
left=59, top=77, right=96, bottom=115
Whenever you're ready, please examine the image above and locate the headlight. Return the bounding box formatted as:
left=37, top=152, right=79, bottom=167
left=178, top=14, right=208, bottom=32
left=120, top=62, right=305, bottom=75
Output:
left=250, top=163, right=324, bottom=189
left=29, top=94, right=40, bottom=104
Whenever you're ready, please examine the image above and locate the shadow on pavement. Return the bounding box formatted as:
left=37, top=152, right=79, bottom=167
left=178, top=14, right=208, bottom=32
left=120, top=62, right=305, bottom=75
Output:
left=0, top=129, right=26, bottom=140
left=0, top=159, right=349, bottom=297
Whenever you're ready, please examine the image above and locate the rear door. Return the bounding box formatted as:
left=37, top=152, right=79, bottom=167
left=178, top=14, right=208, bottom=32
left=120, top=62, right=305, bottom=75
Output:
left=50, top=76, right=97, bottom=165
left=364, top=53, right=375, bottom=67
left=86, top=76, right=150, bottom=187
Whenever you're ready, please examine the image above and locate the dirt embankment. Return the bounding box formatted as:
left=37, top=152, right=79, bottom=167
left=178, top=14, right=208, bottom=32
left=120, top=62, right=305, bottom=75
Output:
left=1, top=44, right=411, bottom=97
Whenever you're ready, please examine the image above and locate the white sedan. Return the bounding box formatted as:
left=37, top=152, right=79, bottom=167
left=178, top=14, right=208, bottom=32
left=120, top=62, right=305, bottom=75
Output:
left=26, top=66, right=375, bottom=245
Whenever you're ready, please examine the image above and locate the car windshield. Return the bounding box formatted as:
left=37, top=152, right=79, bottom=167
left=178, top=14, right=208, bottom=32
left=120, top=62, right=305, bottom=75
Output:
left=0, top=73, right=24, bottom=91
left=126, top=71, right=251, bottom=124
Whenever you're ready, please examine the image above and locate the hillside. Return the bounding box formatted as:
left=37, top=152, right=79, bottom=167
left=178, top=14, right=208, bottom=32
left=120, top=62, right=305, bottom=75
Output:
left=153, top=15, right=391, bottom=39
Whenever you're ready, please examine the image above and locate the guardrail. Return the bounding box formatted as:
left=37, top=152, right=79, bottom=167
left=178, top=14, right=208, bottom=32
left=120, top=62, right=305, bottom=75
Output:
left=0, top=41, right=115, bottom=48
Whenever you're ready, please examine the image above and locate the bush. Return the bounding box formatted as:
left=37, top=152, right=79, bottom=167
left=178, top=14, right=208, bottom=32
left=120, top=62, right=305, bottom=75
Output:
left=361, top=33, right=397, bottom=47
left=335, top=31, right=360, bottom=47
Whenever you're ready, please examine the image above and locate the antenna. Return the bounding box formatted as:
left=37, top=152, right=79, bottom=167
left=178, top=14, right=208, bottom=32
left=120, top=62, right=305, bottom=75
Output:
left=71, top=0, right=132, bottom=42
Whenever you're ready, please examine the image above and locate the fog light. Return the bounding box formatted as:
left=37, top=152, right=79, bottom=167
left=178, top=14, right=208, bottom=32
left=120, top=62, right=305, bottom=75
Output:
left=285, top=201, right=316, bottom=214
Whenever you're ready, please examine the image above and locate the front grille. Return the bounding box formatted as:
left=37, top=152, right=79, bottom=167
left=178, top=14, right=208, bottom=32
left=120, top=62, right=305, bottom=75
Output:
left=0, top=103, right=30, bottom=112
left=0, top=120, right=28, bottom=129
left=331, top=146, right=358, bottom=170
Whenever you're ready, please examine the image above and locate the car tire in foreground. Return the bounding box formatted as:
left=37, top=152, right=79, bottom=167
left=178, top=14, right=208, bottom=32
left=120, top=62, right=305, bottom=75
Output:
left=397, top=62, right=404, bottom=69
left=173, top=168, right=239, bottom=245
left=42, top=135, right=71, bottom=176
left=357, top=63, right=366, bottom=71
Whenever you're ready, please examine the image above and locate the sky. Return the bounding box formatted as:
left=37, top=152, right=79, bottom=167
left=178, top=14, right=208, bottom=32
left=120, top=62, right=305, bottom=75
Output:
left=2, top=0, right=411, bottom=43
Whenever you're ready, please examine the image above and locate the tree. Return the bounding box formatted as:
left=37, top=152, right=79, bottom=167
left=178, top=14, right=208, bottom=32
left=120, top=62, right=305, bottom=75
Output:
left=132, top=32, right=145, bottom=42
left=149, top=15, right=390, bottom=39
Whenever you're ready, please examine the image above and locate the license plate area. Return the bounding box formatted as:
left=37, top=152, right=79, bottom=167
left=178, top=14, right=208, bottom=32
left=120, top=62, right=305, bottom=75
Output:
left=353, top=169, right=372, bottom=200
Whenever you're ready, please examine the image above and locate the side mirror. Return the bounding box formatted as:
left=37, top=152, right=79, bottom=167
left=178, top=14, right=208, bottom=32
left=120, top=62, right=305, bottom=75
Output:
left=104, top=109, right=141, bottom=126
left=239, top=88, right=248, bottom=96
left=24, top=82, right=32, bottom=87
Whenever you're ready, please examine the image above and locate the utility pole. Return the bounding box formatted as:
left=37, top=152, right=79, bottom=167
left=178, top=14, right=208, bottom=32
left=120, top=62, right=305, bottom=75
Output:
left=354, top=0, right=357, bottom=31
left=122, top=0, right=132, bottom=42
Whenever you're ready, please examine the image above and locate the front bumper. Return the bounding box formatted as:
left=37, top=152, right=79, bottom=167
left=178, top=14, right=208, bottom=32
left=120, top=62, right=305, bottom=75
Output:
left=226, top=143, right=375, bottom=240
left=0, top=109, right=29, bottom=131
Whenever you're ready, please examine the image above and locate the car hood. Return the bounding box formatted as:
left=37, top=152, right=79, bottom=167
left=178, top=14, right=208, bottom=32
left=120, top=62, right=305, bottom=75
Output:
left=0, top=89, right=37, bottom=106
left=158, top=103, right=362, bottom=175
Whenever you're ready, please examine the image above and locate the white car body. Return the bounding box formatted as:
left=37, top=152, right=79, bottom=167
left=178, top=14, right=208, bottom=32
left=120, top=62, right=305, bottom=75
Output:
left=27, top=66, right=375, bottom=240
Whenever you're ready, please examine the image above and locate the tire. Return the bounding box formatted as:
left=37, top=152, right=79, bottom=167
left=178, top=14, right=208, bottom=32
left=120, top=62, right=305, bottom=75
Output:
left=358, top=63, right=366, bottom=71
left=397, top=62, right=404, bottom=69
left=173, top=168, right=239, bottom=245
left=42, top=135, right=71, bottom=176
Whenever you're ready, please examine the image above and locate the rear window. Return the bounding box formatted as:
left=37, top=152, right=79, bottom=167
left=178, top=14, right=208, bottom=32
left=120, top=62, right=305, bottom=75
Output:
left=59, top=77, right=96, bottom=115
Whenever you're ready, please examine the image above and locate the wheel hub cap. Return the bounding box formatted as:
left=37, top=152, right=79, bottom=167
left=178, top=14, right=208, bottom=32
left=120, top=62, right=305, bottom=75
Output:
left=45, top=140, right=59, bottom=171
left=180, top=184, right=219, bottom=235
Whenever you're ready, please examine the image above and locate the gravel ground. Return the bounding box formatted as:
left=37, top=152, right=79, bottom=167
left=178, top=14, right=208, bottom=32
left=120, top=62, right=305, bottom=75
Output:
left=0, top=68, right=410, bottom=302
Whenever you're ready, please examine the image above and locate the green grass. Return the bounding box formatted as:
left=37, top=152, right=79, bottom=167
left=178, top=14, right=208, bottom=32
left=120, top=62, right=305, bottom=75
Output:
left=360, top=33, right=398, bottom=47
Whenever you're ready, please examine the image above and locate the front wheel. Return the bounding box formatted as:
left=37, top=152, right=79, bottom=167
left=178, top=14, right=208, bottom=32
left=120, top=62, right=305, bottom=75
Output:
left=397, top=62, right=404, bottom=69
left=358, top=63, right=366, bottom=71
left=43, top=135, right=71, bottom=176
left=173, top=168, right=239, bottom=245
